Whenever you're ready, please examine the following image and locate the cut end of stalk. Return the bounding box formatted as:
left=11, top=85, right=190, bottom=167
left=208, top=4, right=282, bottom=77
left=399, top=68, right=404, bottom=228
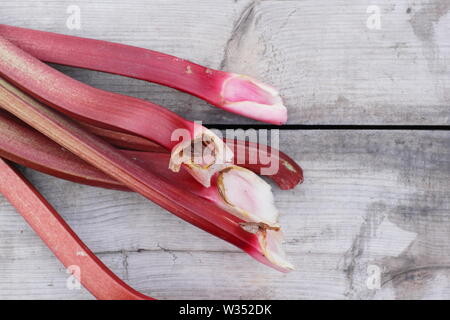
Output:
left=221, top=74, right=287, bottom=125
left=214, top=166, right=293, bottom=272
left=258, top=228, right=295, bottom=272
left=216, top=166, right=279, bottom=226
left=169, top=128, right=234, bottom=187
left=241, top=223, right=294, bottom=272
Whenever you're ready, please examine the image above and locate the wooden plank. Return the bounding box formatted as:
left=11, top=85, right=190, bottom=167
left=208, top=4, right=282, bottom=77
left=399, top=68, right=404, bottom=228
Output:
left=223, top=0, right=450, bottom=125
left=0, top=130, right=449, bottom=299
left=0, top=0, right=448, bottom=125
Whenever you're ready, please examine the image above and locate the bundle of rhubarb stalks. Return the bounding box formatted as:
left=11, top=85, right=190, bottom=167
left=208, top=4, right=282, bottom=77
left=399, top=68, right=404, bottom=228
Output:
left=0, top=25, right=303, bottom=299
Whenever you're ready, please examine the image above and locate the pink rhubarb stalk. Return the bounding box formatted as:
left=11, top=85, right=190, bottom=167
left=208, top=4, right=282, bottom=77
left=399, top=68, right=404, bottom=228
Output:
left=80, top=121, right=166, bottom=153
left=0, top=158, right=153, bottom=300
left=124, top=152, right=283, bottom=228
left=0, top=35, right=233, bottom=188
left=0, top=24, right=287, bottom=124
left=130, top=152, right=291, bottom=266
left=79, top=120, right=303, bottom=190
left=0, top=110, right=292, bottom=268
left=225, top=138, right=303, bottom=190
left=0, top=77, right=293, bottom=272
left=0, top=110, right=302, bottom=190
left=0, top=109, right=125, bottom=190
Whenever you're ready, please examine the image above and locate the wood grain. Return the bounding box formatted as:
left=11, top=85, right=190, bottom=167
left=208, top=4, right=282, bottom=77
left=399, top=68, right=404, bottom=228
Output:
left=0, top=0, right=448, bottom=125
left=0, top=0, right=449, bottom=300
left=1, top=130, right=449, bottom=299
left=223, top=0, right=450, bottom=125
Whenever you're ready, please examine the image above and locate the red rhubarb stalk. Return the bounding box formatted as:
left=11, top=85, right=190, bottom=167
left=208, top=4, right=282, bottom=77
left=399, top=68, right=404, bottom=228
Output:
left=0, top=77, right=292, bottom=272
left=224, top=138, right=303, bottom=190
left=0, top=110, right=292, bottom=265
left=80, top=122, right=303, bottom=190
left=0, top=24, right=287, bottom=124
left=127, top=152, right=281, bottom=227
left=0, top=35, right=233, bottom=188
left=80, top=121, right=166, bottom=153
left=0, top=110, right=302, bottom=190
left=0, top=158, right=153, bottom=300
left=0, top=109, right=125, bottom=190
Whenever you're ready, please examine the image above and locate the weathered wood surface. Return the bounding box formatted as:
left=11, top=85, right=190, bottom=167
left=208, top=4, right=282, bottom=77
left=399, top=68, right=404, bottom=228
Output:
left=0, top=0, right=450, bottom=300
left=1, top=130, right=449, bottom=299
left=1, top=0, right=449, bottom=125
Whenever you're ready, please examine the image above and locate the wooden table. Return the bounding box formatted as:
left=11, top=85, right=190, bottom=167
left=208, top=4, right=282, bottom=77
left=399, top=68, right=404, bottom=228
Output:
left=0, top=0, right=449, bottom=299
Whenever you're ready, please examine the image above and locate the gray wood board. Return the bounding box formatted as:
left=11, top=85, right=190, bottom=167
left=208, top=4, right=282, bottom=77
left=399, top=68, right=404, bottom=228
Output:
left=0, top=130, right=449, bottom=299
left=0, top=0, right=449, bottom=125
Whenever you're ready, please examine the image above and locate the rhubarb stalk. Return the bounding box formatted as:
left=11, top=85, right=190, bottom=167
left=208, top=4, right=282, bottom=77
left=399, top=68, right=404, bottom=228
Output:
left=128, top=152, right=282, bottom=227
left=0, top=158, right=153, bottom=300
left=80, top=121, right=166, bottom=153
left=0, top=109, right=125, bottom=190
left=80, top=121, right=303, bottom=190
left=0, top=24, right=287, bottom=124
left=0, top=35, right=233, bottom=188
left=0, top=77, right=293, bottom=272
left=0, top=109, right=302, bottom=190
left=0, top=109, right=292, bottom=268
